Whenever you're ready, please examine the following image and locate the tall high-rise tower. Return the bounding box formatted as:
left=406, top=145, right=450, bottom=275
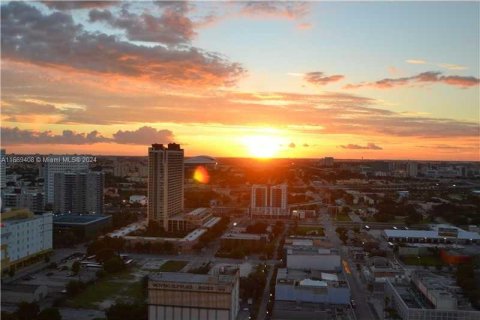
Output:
left=1, top=149, right=6, bottom=189
left=148, top=143, right=184, bottom=230
left=43, top=157, right=89, bottom=204
left=270, top=184, right=288, bottom=214
left=53, top=171, right=104, bottom=214
left=250, top=184, right=288, bottom=217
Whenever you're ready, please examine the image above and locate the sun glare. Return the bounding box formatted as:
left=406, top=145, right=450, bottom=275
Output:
left=242, top=135, right=283, bottom=158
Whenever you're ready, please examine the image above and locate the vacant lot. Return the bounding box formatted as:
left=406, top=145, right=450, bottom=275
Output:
left=293, top=226, right=325, bottom=236
left=158, top=260, right=188, bottom=272
left=66, top=270, right=144, bottom=309
left=400, top=255, right=444, bottom=267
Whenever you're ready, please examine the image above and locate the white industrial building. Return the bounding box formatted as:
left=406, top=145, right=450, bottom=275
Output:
left=385, top=271, right=480, bottom=320
left=286, top=246, right=341, bottom=271
left=384, top=225, right=480, bottom=245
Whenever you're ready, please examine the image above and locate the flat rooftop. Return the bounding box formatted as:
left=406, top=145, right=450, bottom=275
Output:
left=384, top=228, right=480, bottom=241
left=53, top=214, right=111, bottom=225
left=150, top=272, right=236, bottom=285
left=221, top=232, right=267, bottom=240
left=276, top=268, right=346, bottom=285
left=286, top=246, right=338, bottom=255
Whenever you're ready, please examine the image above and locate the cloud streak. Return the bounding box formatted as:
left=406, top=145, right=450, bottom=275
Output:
left=304, top=72, right=344, bottom=86
left=344, top=71, right=480, bottom=89
left=241, top=2, right=310, bottom=20
left=340, top=143, right=383, bottom=150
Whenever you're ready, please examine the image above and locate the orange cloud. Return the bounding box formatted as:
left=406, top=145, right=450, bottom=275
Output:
left=304, top=72, right=345, bottom=86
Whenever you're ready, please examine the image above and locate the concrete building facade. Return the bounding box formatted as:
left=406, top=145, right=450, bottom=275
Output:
left=250, top=184, right=288, bottom=217
left=286, top=246, right=341, bottom=271
left=53, top=171, right=104, bottom=214
left=148, top=271, right=240, bottom=320
left=1, top=210, right=53, bottom=273
left=42, top=157, right=89, bottom=204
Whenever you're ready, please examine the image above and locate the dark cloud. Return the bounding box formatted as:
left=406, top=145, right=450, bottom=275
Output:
left=88, top=7, right=195, bottom=45
left=340, top=143, right=383, bottom=150
left=345, top=71, right=480, bottom=89
left=112, top=126, right=173, bottom=145
left=288, top=142, right=296, bottom=148
left=1, top=127, right=109, bottom=145
left=302, top=143, right=309, bottom=147
left=1, top=2, right=244, bottom=87
left=1, top=126, right=173, bottom=146
left=304, top=72, right=344, bottom=85
left=42, top=1, right=118, bottom=10
left=241, top=2, right=310, bottom=19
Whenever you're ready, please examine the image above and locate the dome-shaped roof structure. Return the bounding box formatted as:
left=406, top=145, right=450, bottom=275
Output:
left=184, top=155, right=218, bottom=165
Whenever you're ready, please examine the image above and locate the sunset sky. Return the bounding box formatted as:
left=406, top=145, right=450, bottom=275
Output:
left=1, top=1, right=479, bottom=160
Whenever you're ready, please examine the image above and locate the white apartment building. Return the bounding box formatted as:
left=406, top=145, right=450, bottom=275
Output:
left=1, top=210, right=53, bottom=273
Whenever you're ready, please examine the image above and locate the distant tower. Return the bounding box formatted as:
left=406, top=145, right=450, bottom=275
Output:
left=251, top=184, right=288, bottom=216
left=53, top=171, right=104, bottom=214
left=1, top=149, right=6, bottom=188
left=251, top=185, right=268, bottom=215
left=407, top=162, right=418, bottom=178
left=323, top=157, right=334, bottom=167
left=43, top=157, right=89, bottom=204
left=148, top=143, right=184, bottom=230
left=270, top=184, right=288, bottom=215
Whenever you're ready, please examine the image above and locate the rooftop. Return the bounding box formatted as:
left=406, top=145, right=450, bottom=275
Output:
left=221, top=232, right=267, bottom=240
left=384, top=225, right=480, bottom=240
left=53, top=214, right=111, bottom=225
left=149, top=272, right=236, bottom=285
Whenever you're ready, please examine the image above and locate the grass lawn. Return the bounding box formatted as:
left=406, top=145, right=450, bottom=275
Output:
left=400, top=255, right=444, bottom=266
left=335, top=213, right=352, bottom=222
left=294, top=226, right=325, bottom=236
left=158, top=260, right=188, bottom=272
left=67, top=271, right=144, bottom=309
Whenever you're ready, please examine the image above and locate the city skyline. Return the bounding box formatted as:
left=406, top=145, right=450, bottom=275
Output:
left=1, top=1, right=479, bottom=161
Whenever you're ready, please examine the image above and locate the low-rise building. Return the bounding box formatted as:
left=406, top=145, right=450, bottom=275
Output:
left=383, top=224, right=480, bottom=245
left=274, top=268, right=350, bottom=319
left=167, top=208, right=216, bottom=232
left=385, top=271, right=480, bottom=320
left=1, top=210, right=52, bottom=273
left=53, top=214, right=112, bottom=241
left=148, top=269, right=239, bottom=320
left=220, top=232, right=268, bottom=251
left=286, top=245, right=341, bottom=272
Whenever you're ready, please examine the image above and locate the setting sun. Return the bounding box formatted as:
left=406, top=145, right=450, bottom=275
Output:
left=242, top=135, right=284, bottom=158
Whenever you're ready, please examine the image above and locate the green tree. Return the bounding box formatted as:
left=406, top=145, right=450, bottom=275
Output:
left=38, top=308, right=62, bottom=320
left=15, top=302, right=40, bottom=320
left=104, top=256, right=126, bottom=274
left=106, top=302, right=147, bottom=320
left=1, top=311, right=18, bottom=320
left=66, top=280, right=86, bottom=296
left=71, top=261, right=81, bottom=275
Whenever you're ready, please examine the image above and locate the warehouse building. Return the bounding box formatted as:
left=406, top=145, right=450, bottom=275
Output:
left=148, top=269, right=239, bottom=320
left=383, top=225, right=480, bottom=245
